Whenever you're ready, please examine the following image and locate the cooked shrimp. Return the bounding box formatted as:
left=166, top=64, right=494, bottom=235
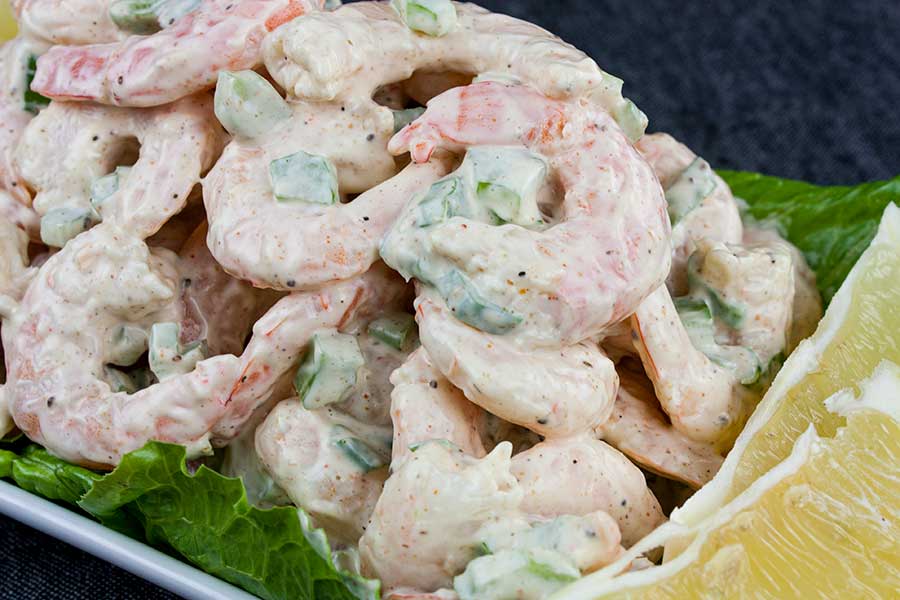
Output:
left=743, top=224, right=823, bottom=350
left=510, top=434, right=665, bottom=548
left=12, top=0, right=122, bottom=45
left=3, top=223, right=242, bottom=467
left=360, top=441, right=523, bottom=593
left=14, top=94, right=224, bottom=243
left=0, top=216, right=34, bottom=314
left=386, top=81, right=670, bottom=345
left=31, top=0, right=323, bottom=107
left=212, top=263, right=410, bottom=438
left=414, top=289, right=618, bottom=439
left=265, top=2, right=642, bottom=139
left=1, top=36, right=49, bottom=235
left=256, top=402, right=391, bottom=544
left=595, top=361, right=724, bottom=488
left=389, top=347, right=485, bottom=466
left=635, top=133, right=743, bottom=295
left=204, top=116, right=452, bottom=288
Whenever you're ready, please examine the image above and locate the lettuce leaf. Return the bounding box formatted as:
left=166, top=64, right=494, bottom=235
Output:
left=0, top=441, right=377, bottom=600
left=719, top=171, right=900, bottom=303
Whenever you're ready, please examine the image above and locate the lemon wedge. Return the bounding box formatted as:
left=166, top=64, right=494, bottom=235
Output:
left=0, top=1, right=16, bottom=42
left=557, top=202, right=900, bottom=598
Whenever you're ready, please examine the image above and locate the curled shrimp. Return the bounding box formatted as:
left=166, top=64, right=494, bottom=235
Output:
left=31, top=0, right=323, bottom=107
left=635, top=132, right=743, bottom=295
left=12, top=0, right=123, bottom=45
left=2, top=223, right=253, bottom=466
left=212, top=263, right=410, bottom=438
left=510, top=434, right=665, bottom=548
left=595, top=361, right=724, bottom=489
left=204, top=113, right=452, bottom=289
left=415, top=289, right=618, bottom=439
left=264, top=2, right=641, bottom=138
left=14, top=94, right=224, bottom=242
left=631, top=236, right=797, bottom=448
left=387, top=81, right=670, bottom=344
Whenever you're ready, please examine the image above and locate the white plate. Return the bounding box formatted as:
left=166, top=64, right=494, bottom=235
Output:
left=0, top=480, right=258, bottom=599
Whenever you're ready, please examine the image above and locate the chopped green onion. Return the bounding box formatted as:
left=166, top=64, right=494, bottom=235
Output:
left=23, top=54, right=50, bottom=115
left=40, top=207, right=100, bottom=247
left=438, top=270, right=522, bottom=335
left=666, top=157, right=716, bottom=225
left=392, top=107, right=426, bottom=133
left=392, top=0, right=457, bottom=37
left=148, top=322, right=207, bottom=381
left=332, top=426, right=387, bottom=472
left=269, top=151, right=339, bottom=205
left=214, top=70, right=292, bottom=139
left=612, top=97, right=648, bottom=143
left=294, top=330, right=365, bottom=409
left=367, top=313, right=417, bottom=350
left=465, top=147, right=548, bottom=227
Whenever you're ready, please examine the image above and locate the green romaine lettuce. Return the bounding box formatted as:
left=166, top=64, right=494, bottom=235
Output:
left=719, top=171, right=900, bottom=303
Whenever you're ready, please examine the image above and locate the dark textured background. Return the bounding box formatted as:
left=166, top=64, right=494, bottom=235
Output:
left=1, top=0, right=898, bottom=598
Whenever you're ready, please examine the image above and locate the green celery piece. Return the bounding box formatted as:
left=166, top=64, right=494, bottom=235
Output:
left=79, top=441, right=378, bottom=600
left=214, top=71, right=292, bottom=139
left=367, top=313, right=416, bottom=350
left=90, top=166, right=132, bottom=211
left=332, top=427, right=387, bottom=473
left=148, top=322, right=207, bottom=381
left=40, top=206, right=100, bottom=247
left=666, top=157, right=716, bottom=225
left=107, top=323, right=147, bottom=367
left=294, top=330, right=365, bottom=409
left=719, top=171, right=900, bottom=303
left=109, top=0, right=164, bottom=34
left=269, top=151, right=339, bottom=205
left=438, top=270, right=523, bottom=335
left=454, top=548, right=578, bottom=600
left=466, top=146, right=548, bottom=227
left=416, top=177, right=472, bottom=227
left=392, top=0, right=457, bottom=37
left=23, top=54, right=50, bottom=114
left=612, top=97, right=648, bottom=143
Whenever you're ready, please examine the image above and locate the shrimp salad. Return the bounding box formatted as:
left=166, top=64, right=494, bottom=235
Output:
left=0, top=1, right=823, bottom=598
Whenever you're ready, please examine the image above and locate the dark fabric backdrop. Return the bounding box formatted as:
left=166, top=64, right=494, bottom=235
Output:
left=1, top=1, right=897, bottom=598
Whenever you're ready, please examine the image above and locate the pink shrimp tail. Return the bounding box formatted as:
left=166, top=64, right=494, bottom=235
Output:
left=388, top=81, right=565, bottom=162
left=31, top=45, right=111, bottom=102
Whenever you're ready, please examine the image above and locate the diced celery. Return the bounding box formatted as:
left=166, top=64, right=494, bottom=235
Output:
left=665, top=157, right=716, bottom=225
left=332, top=426, right=387, bottom=472
left=104, top=366, right=140, bottom=394
left=23, top=54, right=50, bottom=115
left=408, top=438, right=458, bottom=453
left=454, top=548, right=579, bottom=600
left=416, top=177, right=472, bottom=227
left=109, top=0, right=164, bottom=34
left=148, top=322, right=207, bottom=381
left=269, top=151, right=339, bottom=205
left=392, top=107, right=426, bottom=133
left=367, top=313, right=417, bottom=350
left=294, top=330, right=365, bottom=409
left=90, top=166, right=132, bottom=212
left=612, top=97, right=648, bottom=143
left=438, top=270, right=522, bottom=335
left=214, top=71, right=292, bottom=139
left=465, top=147, right=548, bottom=227
left=40, top=207, right=99, bottom=247
left=392, top=0, right=457, bottom=37
left=675, top=297, right=760, bottom=385
left=108, top=324, right=147, bottom=367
